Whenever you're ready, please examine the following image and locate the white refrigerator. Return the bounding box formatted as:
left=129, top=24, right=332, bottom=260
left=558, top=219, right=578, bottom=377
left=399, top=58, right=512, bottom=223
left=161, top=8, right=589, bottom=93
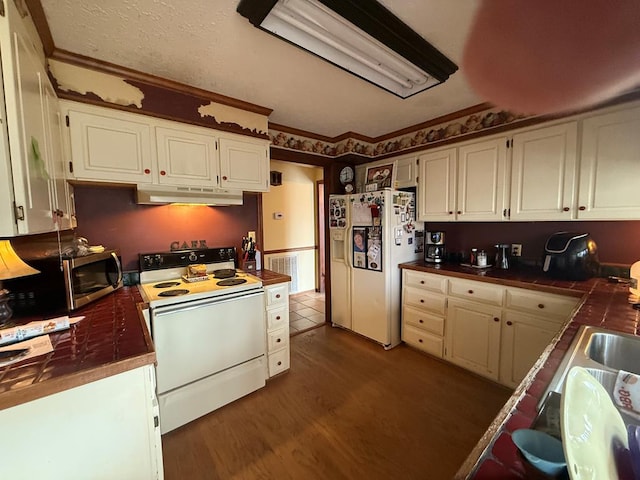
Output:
left=329, top=189, right=421, bottom=349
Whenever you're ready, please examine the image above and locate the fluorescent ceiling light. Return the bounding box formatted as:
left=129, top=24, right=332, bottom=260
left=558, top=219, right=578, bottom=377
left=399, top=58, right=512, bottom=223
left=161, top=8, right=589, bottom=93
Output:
left=237, top=0, right=458, bottom=98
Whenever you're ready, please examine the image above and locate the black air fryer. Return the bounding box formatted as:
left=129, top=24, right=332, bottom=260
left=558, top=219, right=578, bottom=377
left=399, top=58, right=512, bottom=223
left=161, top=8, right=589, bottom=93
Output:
left=542, top=232, right=600, bottom=280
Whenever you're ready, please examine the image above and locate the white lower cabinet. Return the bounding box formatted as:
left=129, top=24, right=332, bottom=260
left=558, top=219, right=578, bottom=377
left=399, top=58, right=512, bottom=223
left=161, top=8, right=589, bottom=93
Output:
left=401, top=269, right=579, bottom=387
left=445, top=298, right=502, bottom=381
left=265, top=282, right=290, bottom=377
left=0, top=365, right=163, bottom=479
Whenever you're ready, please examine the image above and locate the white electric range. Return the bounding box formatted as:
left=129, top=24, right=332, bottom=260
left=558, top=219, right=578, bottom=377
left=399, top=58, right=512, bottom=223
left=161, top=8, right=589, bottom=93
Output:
left=139, top=247, right=266, bottom=434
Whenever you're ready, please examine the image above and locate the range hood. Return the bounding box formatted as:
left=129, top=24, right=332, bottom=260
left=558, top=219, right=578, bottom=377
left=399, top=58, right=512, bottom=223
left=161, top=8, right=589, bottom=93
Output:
left=136, top=185, right=244, bottom=206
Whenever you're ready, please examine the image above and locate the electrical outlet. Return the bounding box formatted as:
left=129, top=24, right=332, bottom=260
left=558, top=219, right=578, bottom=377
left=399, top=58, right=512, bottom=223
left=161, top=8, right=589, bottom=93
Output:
left=511, top=244, right=522, bottom=257
left=247, top=231, right=256, bottom=242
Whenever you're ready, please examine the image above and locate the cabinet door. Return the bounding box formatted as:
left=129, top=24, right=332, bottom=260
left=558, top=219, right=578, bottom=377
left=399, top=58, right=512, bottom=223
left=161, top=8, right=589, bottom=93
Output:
left=445, top=298, right=501, bottom=381
left=417, top=147, right=457, bottom=221
left=510, top=123, right=577, bottom=221
left=577, top=105, right=640, bottom=219
left=457, top=137, right=508, bottom=221
left=68, top=108, right=153, bottom=184
left=42, top=79, right=73, bottom=230
left=155, top=126, right=218, bottom=187
left=219, top=136, right=269, bottom=192
left=500, top=311, right=562, bottom=388
left=7, top=28, right=54, bottom=234
left=395, top=156, right=417, bottom=188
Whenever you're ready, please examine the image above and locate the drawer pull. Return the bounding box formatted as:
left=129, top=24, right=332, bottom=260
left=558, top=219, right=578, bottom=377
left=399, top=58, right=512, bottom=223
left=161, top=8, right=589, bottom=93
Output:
left=276, top=294, right=281, bottom=299
left=222, top=175, right=228, bottom=180
left=448, top=211, right=453, bottom=215
left=277, top=361, right=282, bottom=366
left=418, top=339, right=423, bottom=343
left=563, top=207, right=570, bottom=212
left=420, top=280, right=425, bottom=284
left=506, top=321, right=513, bottom=326
left=144, top=169, right=151, bottom=174
left=276, top=338, right=282, bottom=343
left=160, top=170, right=166, bottom=176
left=419, top=319, right=424, bottom=323
left=538, top=303, right=545, bottom=309
left=420, top=299, right=425, bottom=303
left=494, top=317, right=500, bottom=322
left=468, top=289, right=474, bottom=294
left=276, top=315, right=281, bottom=320
left=579, top=206, right=586, bottom=211
left=457, top=210, right=462, bottom=215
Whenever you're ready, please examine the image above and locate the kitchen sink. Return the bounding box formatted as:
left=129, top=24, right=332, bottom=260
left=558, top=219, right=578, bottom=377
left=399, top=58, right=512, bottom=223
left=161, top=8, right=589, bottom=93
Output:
left=587, top=332, right=640, bottom=374
left=540, top=326, right=640, bottom=425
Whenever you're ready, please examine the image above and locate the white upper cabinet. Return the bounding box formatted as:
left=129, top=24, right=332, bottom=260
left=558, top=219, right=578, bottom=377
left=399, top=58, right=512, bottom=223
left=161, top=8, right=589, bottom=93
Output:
left=0, top=1, right=68, bottom=236
left=417, top=147, right=457, bottom=221
left=509, top=122, right=578, bottom=221
left=68, top=106, right=154, bottom=184
left=63, top=101, right=270, bottom=193
left=395, top=155, right=418, bottom=188
left=577, top=105, right=640, bottom=219
left=155, top=125, right=219, bottom=187
left=456, top=137, right=508, bottom=221
left=417, top=137, right=507, bottom=222
left=219, top=136, right=269, bottom=192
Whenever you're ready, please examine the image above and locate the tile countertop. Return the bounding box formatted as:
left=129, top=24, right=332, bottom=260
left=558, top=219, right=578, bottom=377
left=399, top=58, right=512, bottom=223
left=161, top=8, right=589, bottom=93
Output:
left=397, top=261, right=639, bottom=480
left=0, top=287, right=155, bottom=411
left=251, top=269, right=292, bottom=286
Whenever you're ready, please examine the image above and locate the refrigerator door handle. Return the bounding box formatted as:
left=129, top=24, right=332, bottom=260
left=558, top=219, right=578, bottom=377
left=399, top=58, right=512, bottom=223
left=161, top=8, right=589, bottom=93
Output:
left=346, top=226, right=354, bottom=268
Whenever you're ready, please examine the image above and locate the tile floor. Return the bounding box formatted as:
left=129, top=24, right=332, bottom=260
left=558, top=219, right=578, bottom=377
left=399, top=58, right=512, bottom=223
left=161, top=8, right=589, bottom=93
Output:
left=289, top=291, right=326, bottom=334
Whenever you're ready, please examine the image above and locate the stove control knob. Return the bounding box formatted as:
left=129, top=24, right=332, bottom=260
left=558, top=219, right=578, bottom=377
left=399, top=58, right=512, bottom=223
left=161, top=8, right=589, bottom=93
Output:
left=188, top=252, right=198, bottom=262
left=155, top=255, right=163, bottom=267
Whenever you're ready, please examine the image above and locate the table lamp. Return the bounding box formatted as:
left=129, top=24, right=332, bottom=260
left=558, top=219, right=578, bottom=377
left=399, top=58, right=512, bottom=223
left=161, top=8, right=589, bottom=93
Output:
left=0, top=240, right=40, bottom=327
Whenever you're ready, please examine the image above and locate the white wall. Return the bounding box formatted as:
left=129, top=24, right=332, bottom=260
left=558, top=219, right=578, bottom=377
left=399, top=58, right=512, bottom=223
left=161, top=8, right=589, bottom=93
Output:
left=262, top=160, right=323, bottom=293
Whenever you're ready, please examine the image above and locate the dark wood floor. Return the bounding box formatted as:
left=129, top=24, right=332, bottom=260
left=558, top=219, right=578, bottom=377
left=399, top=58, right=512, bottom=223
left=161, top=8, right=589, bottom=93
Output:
left=162, top=325, right=512, bottom=480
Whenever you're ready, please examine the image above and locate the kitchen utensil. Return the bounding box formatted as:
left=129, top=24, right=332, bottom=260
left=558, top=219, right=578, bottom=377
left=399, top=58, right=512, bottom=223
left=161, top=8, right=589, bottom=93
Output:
left=562, top=366, right=629, bottom=479
left=512, top=428, right=567, bottom=477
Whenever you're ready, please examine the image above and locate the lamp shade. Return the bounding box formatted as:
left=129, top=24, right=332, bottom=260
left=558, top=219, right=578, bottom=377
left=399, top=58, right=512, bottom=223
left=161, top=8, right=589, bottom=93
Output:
left=0, top=240, right=40, bottom=280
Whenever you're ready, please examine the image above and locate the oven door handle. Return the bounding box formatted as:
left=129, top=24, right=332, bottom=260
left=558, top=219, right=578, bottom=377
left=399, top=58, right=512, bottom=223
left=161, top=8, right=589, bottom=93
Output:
left=110, top=251, right=123, bottom=288
left=152, top=289, right=264, bottom=316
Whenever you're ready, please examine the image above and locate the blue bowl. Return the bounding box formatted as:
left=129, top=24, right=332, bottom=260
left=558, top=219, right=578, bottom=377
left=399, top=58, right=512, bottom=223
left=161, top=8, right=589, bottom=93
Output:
left=512, top=429, right=567, bottom=476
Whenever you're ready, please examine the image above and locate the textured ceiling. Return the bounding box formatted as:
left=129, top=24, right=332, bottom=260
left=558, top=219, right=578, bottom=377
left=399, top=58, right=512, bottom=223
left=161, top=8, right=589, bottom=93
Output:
left=39, top=0, right=482, bottom=138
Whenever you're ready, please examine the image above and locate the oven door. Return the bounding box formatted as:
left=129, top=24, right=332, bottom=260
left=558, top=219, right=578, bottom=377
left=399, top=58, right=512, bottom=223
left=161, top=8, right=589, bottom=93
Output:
left=151, top=289, right=266, bottom=395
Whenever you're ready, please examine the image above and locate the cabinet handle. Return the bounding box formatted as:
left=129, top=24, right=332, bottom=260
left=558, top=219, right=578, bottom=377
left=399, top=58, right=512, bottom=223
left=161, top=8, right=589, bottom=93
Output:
left=276, top=315, right=281, bottom=320
left=538, top=303, right=545, bottom=309
left=506, top=321, right=513, bottom=326
left=418, top=339, right=423, bottom=343
left=420, top=280, right=425, bottom=284
left=222, top=175, right=228, bottom=180
left=277, top=361, right=282, bottom=366
left=457, top=210, right=462, bottom=215
left=419, top=319, right=424, bottom=323
left=144, top=169, right=151, bottom=174
left=276, top=338, right=281, bottom=343
left=563, top=207, right=570, bottom=212
left=579, top=206, right=586, bottom=211
left=448, top=211, right=453, bottom=215
left=160, top=170, right=166, bottom=176
left=494, top=317, right=500, bottom=322
left=420, top=299, right=425, bottom=303
left=503, top=208, right=507, bottom=217
left=468, top=289, right=474, bottom=294
left=276, top=294, right=281, bottom=299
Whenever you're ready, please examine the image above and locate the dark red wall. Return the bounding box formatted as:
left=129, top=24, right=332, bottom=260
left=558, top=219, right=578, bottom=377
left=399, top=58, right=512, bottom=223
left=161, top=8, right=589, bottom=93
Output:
left=73, top=185, right=259, bottom=270
left=425, top=220, right=640, bottom=265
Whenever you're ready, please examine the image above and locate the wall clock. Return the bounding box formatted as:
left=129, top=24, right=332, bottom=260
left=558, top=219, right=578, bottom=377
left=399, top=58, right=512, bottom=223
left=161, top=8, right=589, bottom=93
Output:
left=339, top=166, right=355, bottom=193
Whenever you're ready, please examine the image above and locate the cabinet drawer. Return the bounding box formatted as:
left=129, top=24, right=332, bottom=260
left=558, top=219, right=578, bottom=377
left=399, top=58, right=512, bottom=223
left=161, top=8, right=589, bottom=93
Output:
left=403, top=286, right=446, bottom=315
left=267, top=327, right=289, bottom=352
left=403, top=305, right=444, bottom=336
left=505, top=287, right=579, bottom=319
left=268, top=349, right=290, bottom=376
left=266, top=284, right=288, bottom=307
left=448, top=278, right=505, bottom=306
left=267, top=306, right=288, bottom=331
left=404, top=270, right=448, bottom=294
left=403, top=324, right=443, bottom=358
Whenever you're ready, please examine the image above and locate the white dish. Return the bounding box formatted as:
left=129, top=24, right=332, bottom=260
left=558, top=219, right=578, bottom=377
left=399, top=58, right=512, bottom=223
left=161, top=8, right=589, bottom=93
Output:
left=562, top=366, right=628, bottom=479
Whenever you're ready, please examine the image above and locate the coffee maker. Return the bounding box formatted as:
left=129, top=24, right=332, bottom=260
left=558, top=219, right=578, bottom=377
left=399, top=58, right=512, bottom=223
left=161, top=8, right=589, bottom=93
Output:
left=425, top=231, right=446, bottom=263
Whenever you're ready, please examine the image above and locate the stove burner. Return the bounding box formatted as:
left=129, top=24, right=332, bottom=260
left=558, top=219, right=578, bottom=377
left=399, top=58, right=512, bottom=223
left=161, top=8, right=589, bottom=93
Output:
left=158, top=289, right=190, bottom=297
left=217, top=278, right=247, bottom=287
left=213, top=269, right=237, bottom=279
left=153, top=281, right=182, bottom=288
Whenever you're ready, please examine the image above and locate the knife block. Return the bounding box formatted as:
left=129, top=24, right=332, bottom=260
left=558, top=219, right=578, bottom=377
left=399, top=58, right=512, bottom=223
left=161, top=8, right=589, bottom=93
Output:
left=240, top=259, right=257, bottom=272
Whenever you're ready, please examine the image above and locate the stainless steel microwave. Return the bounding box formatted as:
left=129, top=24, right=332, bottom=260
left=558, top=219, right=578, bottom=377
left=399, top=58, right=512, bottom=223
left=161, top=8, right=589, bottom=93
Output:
left=61, top=250, right=123, bottom=310
left=7, top=250, right=123, bottom=314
